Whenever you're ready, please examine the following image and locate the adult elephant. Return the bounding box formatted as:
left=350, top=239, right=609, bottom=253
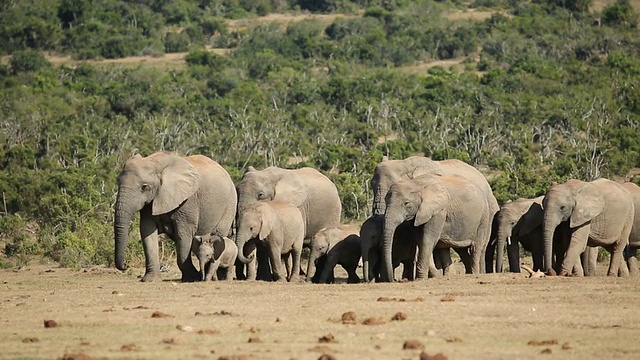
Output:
left=622, top=182, right=640, bottom=276
left=382, top=174, right=490, bottom=280
left=235, top=166, right=342, bottom=279
left=114, top=152, right=237, bottom=282
left=542, top=179, right=634, bottom=277
left=372, top=156, right=497, bottom=281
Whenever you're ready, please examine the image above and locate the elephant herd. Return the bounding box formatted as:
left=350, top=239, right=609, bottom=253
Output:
left=113, top=152, right=640, bottom=283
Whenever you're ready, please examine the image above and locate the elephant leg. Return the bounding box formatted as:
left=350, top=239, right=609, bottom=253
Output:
left=345, top=263, right=360, bottom=284
left=472, top=214, right=492, bottom=275
left=428, top=251, right=442, bottom=278
left=282, top=253, right=292, bottom=280
left=416, top=216, right=444, bottom=280
left=401, top=260, right=415, bottom=281
left=206, top=261, right=219, bottom=281
left=572, top=258, right=584, bottom=277
left=318, top=254, right=337, bottom=284
left=266, top=244, right=285, bottom=282
left=438, top=248, right=453, bottom=276
left=628, top=256, right=639, bottom=277
left=139, top=212, right=162, bottom=282
left=453, top=247, right=473, bottom=274
left=289, top=247, right=302, bottom=283
left=560, top=225, right=590, bottom=276
left=608, top=223, right=632, bottom=277
left=174, top=227, right=199, bottom=282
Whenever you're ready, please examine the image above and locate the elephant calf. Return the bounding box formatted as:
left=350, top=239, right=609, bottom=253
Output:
left=192, top=233, right=238, bottom=281
left=307, top=224, right=362, bottom=284
left=235, top=201, right=305, bottom=282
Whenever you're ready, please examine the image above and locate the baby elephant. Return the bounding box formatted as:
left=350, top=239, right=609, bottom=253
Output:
left=235, top=201, right=305, bottom=282
left=192, top=233, right=238, bottom=281
left=307, top=224, right=362, bottom=284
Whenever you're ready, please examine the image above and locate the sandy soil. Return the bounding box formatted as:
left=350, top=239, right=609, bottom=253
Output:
left=1, top=262, right=639, bottom=360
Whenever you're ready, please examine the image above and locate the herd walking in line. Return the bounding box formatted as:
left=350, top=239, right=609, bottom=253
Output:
left=113, top=152, right=640, bottom=283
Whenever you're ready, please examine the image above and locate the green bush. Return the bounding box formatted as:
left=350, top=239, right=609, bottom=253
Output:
left=10, top=50, right=50, bottom=74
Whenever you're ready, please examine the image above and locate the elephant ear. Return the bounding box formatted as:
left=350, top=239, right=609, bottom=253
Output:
left=570, top=185, right=605, bottom=228
left=415, top=185, right=448, bottom=227
left=274, top=173, right=309, bottom=208
left=152, top=155, right=201, bottom=215
left=517, top=202, right=544, bottom=237
left=258, top=205, right=274, bottom=240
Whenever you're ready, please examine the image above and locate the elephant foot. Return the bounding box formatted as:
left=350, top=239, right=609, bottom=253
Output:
left=545, top=269, right=557, bottom=276
left=558, top=270, right=573, bottom=277
left=629, top=258, right=639, bottom=277
left=140, top=272, right=162, bottom=282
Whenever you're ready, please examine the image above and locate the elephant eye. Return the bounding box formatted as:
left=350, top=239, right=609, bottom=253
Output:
left=560, top=205, right=566, bottom=210
left=141, top=183, right=151, bottom=191
left=257, top=192, right=266, bottom=200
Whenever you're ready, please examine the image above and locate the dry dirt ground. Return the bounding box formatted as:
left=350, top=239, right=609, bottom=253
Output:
left=1, top=262, right=639, bottom=360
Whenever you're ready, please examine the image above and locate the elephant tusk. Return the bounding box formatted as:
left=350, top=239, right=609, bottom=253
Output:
left=521, top=264, right=535, bottom=276
left=507, top=236, right=511, bottom=245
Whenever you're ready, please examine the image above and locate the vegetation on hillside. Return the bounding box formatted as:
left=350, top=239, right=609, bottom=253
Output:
left=1, top=0, right=639, bottom=268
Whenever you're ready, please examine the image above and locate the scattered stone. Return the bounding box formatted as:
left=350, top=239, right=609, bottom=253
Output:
left=102, top=308, right=115, bottom=312
left=318, top=334, right=336, bottom=343
left=80, top=342, right=91, bottom=346
left=44, top=320, right=58, bottom=328
left=362, top=317, right=387, bottom=325
left=151, top=311, right=173, bottom=318
left=132, top=305, right=149, bottom=309
left=275, top=317, right=285, bottom=322
left=111, top=291, right=121, bottom=295
left=16, top=303, right=26, bottom=306
left=318, top=354, right=336, bottom=360
left=197, top=329, right=221, bottom=335
left=120, top=343, right=139, bottom=351
left=371, top=333, right=386, bottom=340
left=420, top=352, right=448, bottom=360
left=528, top=340, right=558, bottom=346
left=58, top=353, right=94, bottom=360
left=22, top=337, right=39, bottom=343
left=445, top=337, right=462, bottom=343
left=562, top=342, right=573, bottom=350
left=196, top=310, right=235, bottom=317
left=162, top=337, right=186, bottom=345
left=540, top=348, right=552, bottom=354
left=248, top=337, right=262, bottom=343
left=403, top=340, right=424, bottom=350
left=308, top=345, right=335, bottom=353
left=249, top=326, right=260, bottom=333
left=391, top=312, right=408, bottom=321
left=377, top=297, right=424, bottom=302
left=426, top=330, right=436, bottom=337
left=440, top=294, right=455, bottom=302
left=176, top=325, right=193, bottom=332
left=341, top=312, right=357, bottom=325
left=377, top=297, right=393, bottom=302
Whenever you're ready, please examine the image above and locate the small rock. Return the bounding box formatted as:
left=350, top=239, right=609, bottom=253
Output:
left=275, top=317, right=285, bottom=322
left=445, top=337, right=462, bottom=343
left=120, top=343, right=139, bottom=352
left=420, top=352, right=448, bottom=360
left=22, top=337, right=39, bottom=343
left=362, top=317, right=387, bottom=325
left=528, top=340, right=558, bottom=346
left=562, top=342, right=573, bottom=350
left=318, top=334, right=336, bottom=343
left=426, top=330, right=436, bottom=337
left=111, top=291, right=120, bottom=295
left=318, top=354, right=336, bottom=360
left=176, top=325, right=193, bottom=332
left=249, top=326, right=260, bottom=333
left=44, top=320, right=58, bottom=328
left=391, top=312, right=407, bottom=321
left=377, top=297, right=393, bottom=302
left=151, top=311, right=173, bottom=318
left=341, top=311, right=357, bottom=325
left=248, top=337, right=262, bottom=343
left=16, top=303, right=26, bottom=306
left=197, top=329, right=221, bottom=335
left=440, top=294, right=455, bottom=302
left=59, top=353, right=94, bottom=360
left=161, top=337, right=186, bottom=345
left=540, top=348, right=552, bottom=354
left=403, top=340, right=424, bottom=350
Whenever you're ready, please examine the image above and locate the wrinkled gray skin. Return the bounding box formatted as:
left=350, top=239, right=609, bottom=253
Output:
left=235, top=201, right=305, bottom=282
left=235, top=166, right=342, bottom=280
left=359, top=215, right=467, bottom=282
left=114, top=152, right=237, bottom=282
left=542, top=179, right=634, bottom=277
left=192, top=234, right=238, bottom=281
left=382, top=174, right=490, bottom=281
left=307, top=224, right=361, bottom=284
left=372, top=156, right=498, bottom=281
left=622, top=182, right=640, bottom=276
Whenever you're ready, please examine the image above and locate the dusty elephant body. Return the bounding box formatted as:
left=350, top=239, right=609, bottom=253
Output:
left=114, top=152, right=237, bottom=282
left=235, top=201, right=305, bottom=282
left=542, top=179, right=634, bottom=277
left=235, top=166, right=342, bottom=280
left=381, top=174, right=491, bottom=281
left=307, top=224, right=361, bottom=284
left=622, top=182, right=640, bottom=276
left=371, top=156, right=498, bottom=281
left=192, top=234, right=238, bottom=281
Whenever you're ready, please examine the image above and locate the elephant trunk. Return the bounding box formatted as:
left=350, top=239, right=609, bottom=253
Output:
left=235, top=232, right=254, bottom=264
left=306, top=251, right=320, bottom=282
left=495, top=227, right=510, bottom=273
left=372, top=189, right=387, bottom=216
left=543, top=217, right=559, bottom=274
left=114, top=187, right=137, bottom=271
left=200, top=259, right=207, bottom=281
left=362, top=250, right=370, bottom=282
left=381, top=216, right=400, bottom=282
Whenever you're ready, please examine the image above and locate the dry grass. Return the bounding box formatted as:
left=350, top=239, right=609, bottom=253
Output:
left=1, top=263, right=640, bottom=359
left=226, top=12, right=359, bottom=32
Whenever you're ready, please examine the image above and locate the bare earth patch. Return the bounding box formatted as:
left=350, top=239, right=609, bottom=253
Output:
left=1, top=264, right=640, bottom=359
